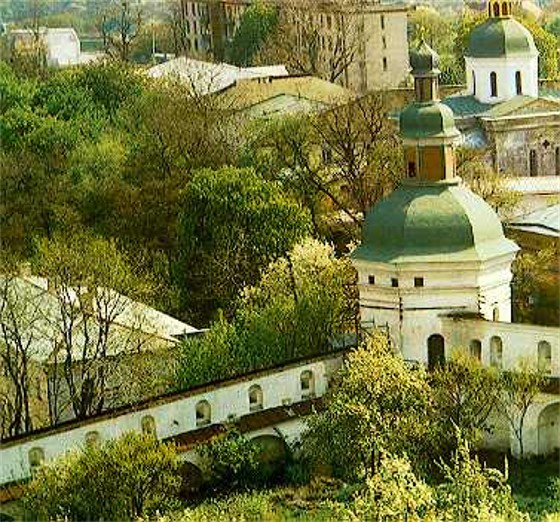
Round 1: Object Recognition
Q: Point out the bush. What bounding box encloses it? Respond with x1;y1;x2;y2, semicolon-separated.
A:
24;432;180;521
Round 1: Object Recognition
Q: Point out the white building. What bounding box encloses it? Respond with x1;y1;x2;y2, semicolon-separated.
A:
352;39;559;457
10;28;81;67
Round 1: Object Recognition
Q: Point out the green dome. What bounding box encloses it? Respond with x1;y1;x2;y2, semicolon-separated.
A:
467;18;537;58
400;102;460;140
353;182;518;264
410;41;440;76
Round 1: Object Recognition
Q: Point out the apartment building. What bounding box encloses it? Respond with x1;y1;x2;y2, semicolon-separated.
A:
178;0;410;93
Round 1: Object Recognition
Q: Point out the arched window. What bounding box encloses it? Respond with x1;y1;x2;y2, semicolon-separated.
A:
493;2;500;17
490;336;503;368
530;149;538;177
470;340;482;362
490;72;498;97
248;385;263;412
538;341;552;375
195;400;211;427
427;334;445;370
555;147;559;176
502;2;508;16
472;71;476;96
493;307;500;322
141;415;157;437
28;447;44;472
300;370;315;399
85;431;100;447
515;71;522;95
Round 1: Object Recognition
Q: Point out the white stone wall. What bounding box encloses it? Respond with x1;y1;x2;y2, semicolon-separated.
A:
354;254;515;363
0;355;341;486
465;55;539;104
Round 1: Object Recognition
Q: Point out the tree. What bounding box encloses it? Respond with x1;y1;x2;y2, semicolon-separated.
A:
303;332;431;481
226;2;278;67
457;147;521;218
24;431;180;521
436;434;526;521
99;0;143;62
176;239;357;389
256;0;362;83
0;261;49;438
197;429;261;492
176;167;311;323
511;246;557;325
500;363;546;460
33;232;152;422
430;352;501;453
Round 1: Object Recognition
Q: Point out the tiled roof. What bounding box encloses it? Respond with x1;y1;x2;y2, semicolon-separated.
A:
442;95;492;117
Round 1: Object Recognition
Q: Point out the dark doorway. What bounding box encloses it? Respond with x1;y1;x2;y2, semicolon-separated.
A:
427;334;445;370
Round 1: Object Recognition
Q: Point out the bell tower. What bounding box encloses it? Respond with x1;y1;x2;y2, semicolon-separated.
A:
488;0;513;18
401;41;461;183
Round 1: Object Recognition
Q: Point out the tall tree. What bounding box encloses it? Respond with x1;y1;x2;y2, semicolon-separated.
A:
303;332;431;481
99;0;143;62
176;167;311;324
34;233;152;421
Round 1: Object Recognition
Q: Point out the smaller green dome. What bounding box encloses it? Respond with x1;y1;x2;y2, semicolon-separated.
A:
353;183;518;265
467;18;537;58
410;41;440;76
400;102;460;140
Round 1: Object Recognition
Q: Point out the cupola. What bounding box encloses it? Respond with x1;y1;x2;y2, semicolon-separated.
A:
400;41;461;182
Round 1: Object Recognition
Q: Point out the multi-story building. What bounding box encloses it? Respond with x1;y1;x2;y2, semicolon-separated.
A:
178;0;410;93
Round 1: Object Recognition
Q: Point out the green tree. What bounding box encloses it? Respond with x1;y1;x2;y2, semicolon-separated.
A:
430;352;501;453
197;429;261;492
24;432;180;521
33;232;153;421
303;332;431;481
226;2;278;66
176;167;311;324
436;435;527;521
176;239;357;389
500;363;547;460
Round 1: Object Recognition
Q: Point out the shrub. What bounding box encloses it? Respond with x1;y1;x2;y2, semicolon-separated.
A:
24;432;180;521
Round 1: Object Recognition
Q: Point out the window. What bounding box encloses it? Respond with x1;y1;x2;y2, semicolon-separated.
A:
382;36;387;49
555;147;559;176
414;277;424;288
195;400;211;427
28;447;44;472
490;72;498;97
493;2;500;17
490;336;503;369
472;71;476;96
530;149;538;177
391;278;399;288
380;15;385;30
493;306;500;322
502;1;509;16
470;340;482;361
383;57;388;72
300;370;315;399
248;385;263;412
85;431;100;447
368;275;375;285
515;71;522;95
538;341;552;374
408;161;417;178
141;415;157;437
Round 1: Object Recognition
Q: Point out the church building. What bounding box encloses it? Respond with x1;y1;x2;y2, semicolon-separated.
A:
353;38;559;456
443;0;560;190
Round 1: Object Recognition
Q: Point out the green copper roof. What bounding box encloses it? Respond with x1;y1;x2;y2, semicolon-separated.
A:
410;40;440;76
443;95;493;118
400;102;460;140
353;183;518;265
467;18;537;58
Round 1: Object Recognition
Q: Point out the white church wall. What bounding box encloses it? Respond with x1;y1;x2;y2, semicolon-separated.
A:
0;355;342;486
466;55;539;104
